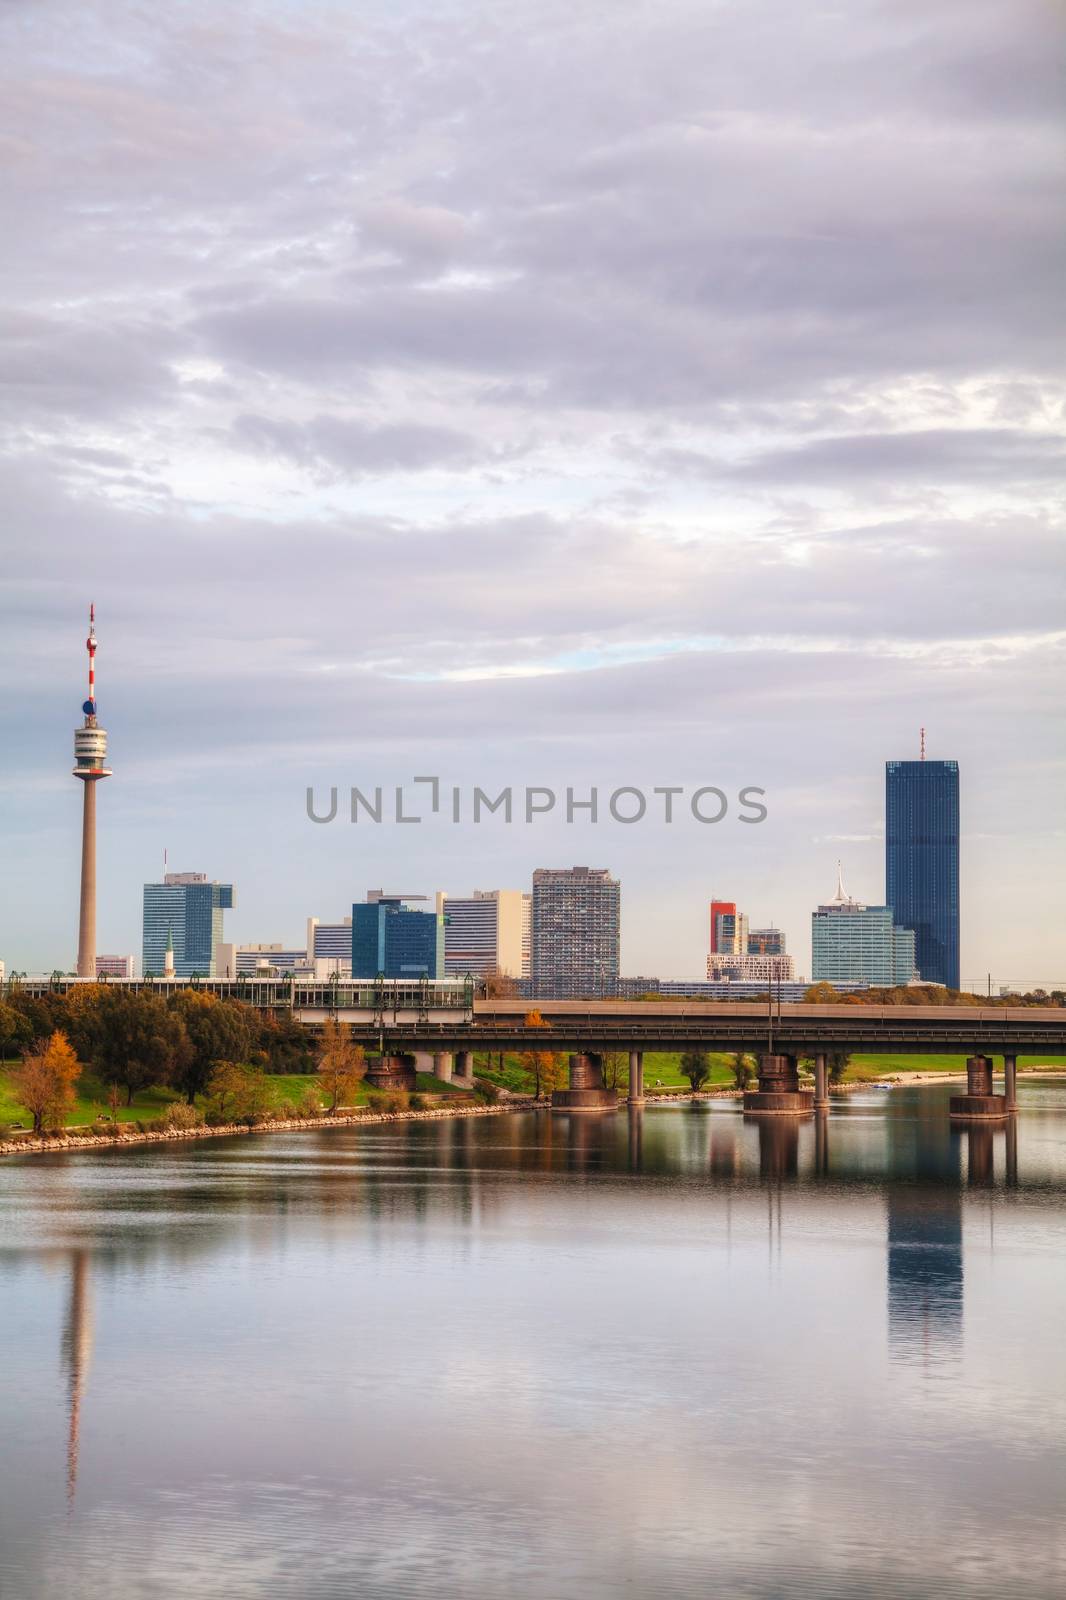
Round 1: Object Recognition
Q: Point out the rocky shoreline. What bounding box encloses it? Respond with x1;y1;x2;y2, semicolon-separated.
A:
0;1098;538;1159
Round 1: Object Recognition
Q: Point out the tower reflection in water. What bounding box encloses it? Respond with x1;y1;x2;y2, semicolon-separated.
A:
61;1250;92;1506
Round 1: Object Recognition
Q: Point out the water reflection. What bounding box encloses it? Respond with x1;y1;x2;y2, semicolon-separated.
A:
885;1097;963;1354
61;1250;92;1507
1;1084;1064;1600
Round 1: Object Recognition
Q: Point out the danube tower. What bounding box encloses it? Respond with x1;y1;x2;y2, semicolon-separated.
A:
73;606;112;977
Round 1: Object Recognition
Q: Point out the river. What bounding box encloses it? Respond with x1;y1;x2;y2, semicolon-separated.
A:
1;1080;1064;1599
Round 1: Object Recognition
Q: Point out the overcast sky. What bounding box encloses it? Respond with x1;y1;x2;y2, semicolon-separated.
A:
2;0;1064;983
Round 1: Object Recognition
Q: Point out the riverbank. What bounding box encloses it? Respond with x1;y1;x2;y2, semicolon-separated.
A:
0;1098;536;1160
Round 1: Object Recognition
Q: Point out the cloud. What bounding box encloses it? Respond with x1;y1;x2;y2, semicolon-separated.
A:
0;0;1063;975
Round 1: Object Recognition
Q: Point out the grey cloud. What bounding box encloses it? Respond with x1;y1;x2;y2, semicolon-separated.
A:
661;429;1066;487
226;413;483;477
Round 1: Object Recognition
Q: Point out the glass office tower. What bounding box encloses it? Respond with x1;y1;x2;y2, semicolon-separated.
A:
885;759;960;990
351;898;445;978
142;873;234;977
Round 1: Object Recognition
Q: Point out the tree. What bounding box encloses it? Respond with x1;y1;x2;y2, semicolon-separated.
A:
601;1051;629;1093
520;1010;562;1099
0;1001;31;1065
205;1061;274;1122
12;1030;81;1133
315;1018;366;1113
730;1051;755;1089
482;966;518;999
167;991;256;1103
66;988;180;1104
679;1050;711;1094
827;1051;851;1084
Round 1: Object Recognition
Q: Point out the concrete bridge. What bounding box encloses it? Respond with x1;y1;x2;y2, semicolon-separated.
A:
11;977;1064;1118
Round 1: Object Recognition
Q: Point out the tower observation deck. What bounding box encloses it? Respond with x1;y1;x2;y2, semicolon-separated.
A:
74;605;111;977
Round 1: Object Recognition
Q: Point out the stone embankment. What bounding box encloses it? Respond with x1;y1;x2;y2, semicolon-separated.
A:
0;1099;537;1160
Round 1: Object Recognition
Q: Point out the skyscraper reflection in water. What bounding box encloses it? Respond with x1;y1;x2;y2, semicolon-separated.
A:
885;1093;963;1355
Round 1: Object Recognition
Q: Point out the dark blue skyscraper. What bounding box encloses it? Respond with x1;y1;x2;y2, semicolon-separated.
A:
351;895;444;979
885;758;960;990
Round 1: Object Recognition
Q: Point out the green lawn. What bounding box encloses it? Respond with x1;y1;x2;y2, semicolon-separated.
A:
474;1048;1066;1096
0;1064;467;1130
5;1048;1064;1130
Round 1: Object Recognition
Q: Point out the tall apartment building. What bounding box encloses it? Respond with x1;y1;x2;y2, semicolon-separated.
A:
747;928;786;957
886;756;960;990
351;894;444;979
531;867;620;998
811;868;916;987
142;872;234;978
441;890;531;978
709;900;748;955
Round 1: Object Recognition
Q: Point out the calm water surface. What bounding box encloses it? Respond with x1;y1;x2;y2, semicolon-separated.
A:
1;1081;1065;1600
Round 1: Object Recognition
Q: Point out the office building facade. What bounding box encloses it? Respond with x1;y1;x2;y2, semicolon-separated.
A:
142;873;234;978
305;917;353;977
886;758;960;990
95;954;136;979
532;867;620;998
235;944;307;976
706;952;795;983
747;928;786;957
441;890;531;978
351;896;444;979
709;900;748;955
811;872;916;987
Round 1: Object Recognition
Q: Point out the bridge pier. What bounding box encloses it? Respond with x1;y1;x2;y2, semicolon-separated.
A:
627;1050;644;1105
743;1053;813;1116
813;1052;829;1110
453;1050;474;1089
1003;1053;1018;1112
365;1053;417;1092
434;1051;453;1083
552;1052;619;1112
949;1055;1008;1119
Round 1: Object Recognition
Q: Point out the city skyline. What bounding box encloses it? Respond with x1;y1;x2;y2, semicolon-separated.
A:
4;627;1065;985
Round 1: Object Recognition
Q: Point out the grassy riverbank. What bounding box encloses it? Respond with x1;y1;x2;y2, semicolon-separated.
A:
0;1064;464;1130
473;1050;1066;1094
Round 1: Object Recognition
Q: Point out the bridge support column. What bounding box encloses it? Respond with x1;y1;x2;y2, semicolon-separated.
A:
743;1054;813;1116
628;1050;644;1105
434;1051;454;1083
552;1052;619;1112
950;1055;1008;1119
1003;1053;1018;1112
453;1050;474;1088
365;1053;417;1092
813;1052;829;1110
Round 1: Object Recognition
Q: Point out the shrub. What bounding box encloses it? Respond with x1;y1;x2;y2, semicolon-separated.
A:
297;1086;325;1119
382;1090;409;1114
163;1101;206;1132
409;1093;426;1111
478;1082;501;1105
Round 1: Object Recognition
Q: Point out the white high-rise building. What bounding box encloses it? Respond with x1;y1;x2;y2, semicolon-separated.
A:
306;917;353;978
441;890;530;979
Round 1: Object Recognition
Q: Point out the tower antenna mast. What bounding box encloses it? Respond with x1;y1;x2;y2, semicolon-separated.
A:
74;605;112;977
